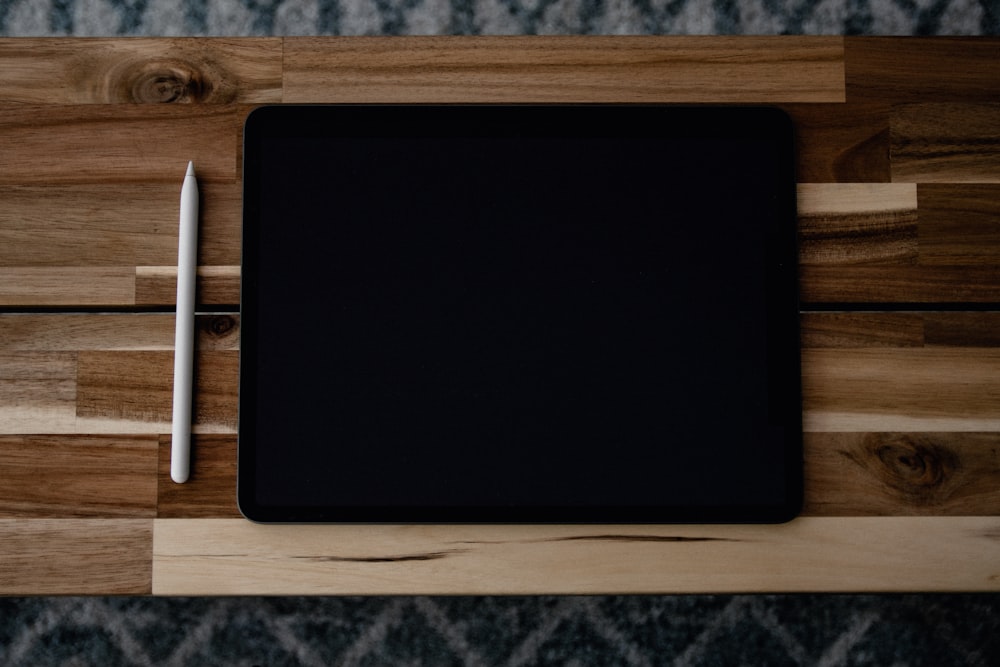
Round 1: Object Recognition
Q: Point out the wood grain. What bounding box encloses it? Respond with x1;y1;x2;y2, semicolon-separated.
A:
797;183;917;264
804;432;1000;516
846;37;1000;104
781;103;890;183
0;314;239;434
0;435;158;517
157;435;240;518
918;184;1000;265
283;36;846;103
1;37;999;595
802;347;1000;432
151;517;1000;595
0;104;238;184
891;103;1000;183
76;350;238;434
0;38;282;104
0;519;152;594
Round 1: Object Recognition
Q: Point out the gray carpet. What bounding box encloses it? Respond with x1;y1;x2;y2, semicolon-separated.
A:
3;1;1000;665
0;0;997;35
3;595;999;665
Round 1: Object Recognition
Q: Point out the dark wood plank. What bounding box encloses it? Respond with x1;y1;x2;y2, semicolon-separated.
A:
800;265;1000;303
891;103;1000;183
782;103;890;183
0;38;282;104
918;184;1000;265
804;432;1000;516
800;313;924;348
924;313;1000;347
0;519;152;594
158;434;240;518
0;435;158;517
846;37;1000;104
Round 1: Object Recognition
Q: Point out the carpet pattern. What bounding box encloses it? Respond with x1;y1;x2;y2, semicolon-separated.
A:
3;595;999;665
0;0;996;36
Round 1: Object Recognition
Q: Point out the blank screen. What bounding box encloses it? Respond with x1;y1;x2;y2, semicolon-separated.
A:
238;105;801;523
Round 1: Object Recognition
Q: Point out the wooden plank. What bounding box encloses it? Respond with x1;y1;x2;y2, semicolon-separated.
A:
846;37;1000;104
0;315;238;434
781;103;890;183
0;104;238;184
283;36;846;103
924;313;1000;347
800;312;1000;349
800;265;1000;304
157;434;241;518
800;313;924;348
918;184;1000;265
0;352;77;435
0;519;152;595
134;265;241;307
802;347;1000;432
804;432;1000;516
150;517;1000;594
0;38;282;104
75;349;238;434
0;267;135;307
797;183;918;265
0;181;241;268
891;104;1000;183
0;435;158;518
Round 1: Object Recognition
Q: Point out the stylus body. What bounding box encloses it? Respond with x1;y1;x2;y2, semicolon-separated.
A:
171;161;198;484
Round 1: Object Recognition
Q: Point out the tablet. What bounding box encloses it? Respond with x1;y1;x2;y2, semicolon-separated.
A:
238;105;801;523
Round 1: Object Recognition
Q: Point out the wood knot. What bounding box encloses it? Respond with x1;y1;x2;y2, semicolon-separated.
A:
124;60;211;103
204;315;237;338
844;434;960;505
197;315;239;349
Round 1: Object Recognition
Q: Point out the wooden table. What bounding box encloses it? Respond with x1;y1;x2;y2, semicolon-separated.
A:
1;37;998;596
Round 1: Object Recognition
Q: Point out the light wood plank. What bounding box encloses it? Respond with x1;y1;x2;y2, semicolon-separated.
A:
891;103;1000;183
283;36;846;103
0;104;238;184
804;432;1000;516
0;519;152;594
798;183;918;265
0;38;282;104
802;347;1000;432
0;435;158;518
151;517;1000;594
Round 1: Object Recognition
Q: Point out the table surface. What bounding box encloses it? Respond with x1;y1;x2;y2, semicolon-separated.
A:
1;36;998;596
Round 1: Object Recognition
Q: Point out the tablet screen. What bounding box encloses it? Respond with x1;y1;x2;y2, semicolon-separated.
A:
238;105;801;523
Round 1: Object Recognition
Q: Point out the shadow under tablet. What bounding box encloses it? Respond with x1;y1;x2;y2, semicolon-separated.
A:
238;105;802;523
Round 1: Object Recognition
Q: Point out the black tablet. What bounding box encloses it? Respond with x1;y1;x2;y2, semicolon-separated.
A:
238;105;801;523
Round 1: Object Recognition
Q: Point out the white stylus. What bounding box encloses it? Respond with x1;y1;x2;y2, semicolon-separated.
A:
171;161;198;483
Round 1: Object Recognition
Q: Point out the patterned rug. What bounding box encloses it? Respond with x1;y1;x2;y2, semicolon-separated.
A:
3;595;999;665
0;0;996;36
